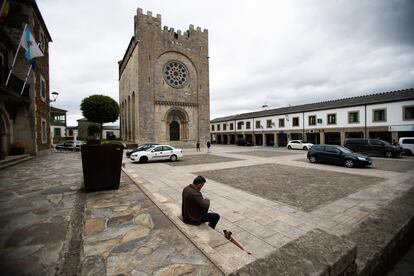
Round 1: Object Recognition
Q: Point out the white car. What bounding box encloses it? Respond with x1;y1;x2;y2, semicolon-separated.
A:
399;137;414;156
287;140;313;150
130;144;183;163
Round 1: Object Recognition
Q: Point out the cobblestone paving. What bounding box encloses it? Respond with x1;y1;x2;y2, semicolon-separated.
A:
82;172;221;276
196;163;382;212
0;153;83;275
295;157;414;172
166;154;241;167
232;150;304;157
370;158;414;172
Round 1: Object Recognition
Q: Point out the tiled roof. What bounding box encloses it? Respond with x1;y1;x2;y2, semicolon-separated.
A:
211;88;414;123
50;106;67;113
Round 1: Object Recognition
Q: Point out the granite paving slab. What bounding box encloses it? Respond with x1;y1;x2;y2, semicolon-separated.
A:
82;172;222;276
232;150;304;158
0;153;83;275
166;154;242;167
196;163;383;212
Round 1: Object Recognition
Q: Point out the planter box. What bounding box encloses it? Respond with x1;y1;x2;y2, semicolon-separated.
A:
81;144;124;192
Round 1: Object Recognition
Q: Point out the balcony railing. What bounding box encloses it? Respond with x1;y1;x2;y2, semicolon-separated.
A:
0;66;30;97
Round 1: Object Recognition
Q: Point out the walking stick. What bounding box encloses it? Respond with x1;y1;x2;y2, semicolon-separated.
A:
223;230;251;255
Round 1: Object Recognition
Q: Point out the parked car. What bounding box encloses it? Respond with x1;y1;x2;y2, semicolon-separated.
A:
344;138;403;158
287;140;313;150
307;144;372;168
130;144;183;163
399;137;414;156
126;143;159;157
236;139;253;146
56;140;85;151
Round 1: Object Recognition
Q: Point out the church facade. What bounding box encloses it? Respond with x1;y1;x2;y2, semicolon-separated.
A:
118;8;210;147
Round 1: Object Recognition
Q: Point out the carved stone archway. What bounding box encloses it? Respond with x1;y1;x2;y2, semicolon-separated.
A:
164;107;189;141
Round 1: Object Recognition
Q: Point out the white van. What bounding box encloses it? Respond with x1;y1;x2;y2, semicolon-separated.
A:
399;137;414;156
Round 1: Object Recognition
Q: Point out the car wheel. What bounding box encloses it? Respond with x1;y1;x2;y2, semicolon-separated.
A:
345;159;354;168
303;146;308;150
170;154;177;162
139;156;148;163
404;149;412;156
309;156;317;163
385;151;393;158
287;145;292;149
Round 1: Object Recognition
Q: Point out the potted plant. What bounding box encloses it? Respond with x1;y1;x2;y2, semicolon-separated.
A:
80;95;123;192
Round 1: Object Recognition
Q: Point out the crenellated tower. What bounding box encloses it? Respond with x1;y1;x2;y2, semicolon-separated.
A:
119;8;210;147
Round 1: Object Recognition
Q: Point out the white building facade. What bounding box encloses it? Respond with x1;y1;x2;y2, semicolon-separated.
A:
210;89;414;146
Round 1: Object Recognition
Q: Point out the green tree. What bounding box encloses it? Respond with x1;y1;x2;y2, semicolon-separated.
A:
80;95;119;143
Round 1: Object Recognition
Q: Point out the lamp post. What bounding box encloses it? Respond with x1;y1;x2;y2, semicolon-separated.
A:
50;91;59;102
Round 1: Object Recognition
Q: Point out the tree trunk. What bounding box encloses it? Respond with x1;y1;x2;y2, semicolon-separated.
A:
99;122;103;144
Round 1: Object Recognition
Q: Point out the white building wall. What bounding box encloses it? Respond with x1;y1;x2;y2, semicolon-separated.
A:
211;99;414;137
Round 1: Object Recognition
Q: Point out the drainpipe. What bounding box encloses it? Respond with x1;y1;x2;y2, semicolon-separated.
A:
252;118;255;146
364;105;367;138
302;111;305;140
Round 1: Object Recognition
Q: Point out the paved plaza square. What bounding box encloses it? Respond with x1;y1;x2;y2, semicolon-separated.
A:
1;145;413;275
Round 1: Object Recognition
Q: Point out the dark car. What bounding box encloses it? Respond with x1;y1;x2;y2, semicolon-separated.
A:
307;144;372;168
55;141;75;151
126;143;159;157
344;138;403;158
236;139;253;146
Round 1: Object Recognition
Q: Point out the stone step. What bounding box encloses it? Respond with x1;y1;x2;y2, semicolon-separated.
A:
0;154;34;170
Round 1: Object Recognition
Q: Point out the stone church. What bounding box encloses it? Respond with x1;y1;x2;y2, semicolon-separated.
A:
118;8;210;147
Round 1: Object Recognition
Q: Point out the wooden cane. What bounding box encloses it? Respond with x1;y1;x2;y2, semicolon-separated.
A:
223;230;252;255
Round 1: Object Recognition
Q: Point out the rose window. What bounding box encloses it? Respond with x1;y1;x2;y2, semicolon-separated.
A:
163;61;188;88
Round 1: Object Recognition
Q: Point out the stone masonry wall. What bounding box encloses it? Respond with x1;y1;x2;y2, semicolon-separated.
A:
119;8;210;145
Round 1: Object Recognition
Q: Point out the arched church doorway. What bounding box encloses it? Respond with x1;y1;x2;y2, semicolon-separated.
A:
164;107;189;142
170;121;180;141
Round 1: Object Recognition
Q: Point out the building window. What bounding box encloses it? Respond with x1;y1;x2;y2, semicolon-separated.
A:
309;115;316;126
246;121;251;129
403;105;414;120
217;124;220;131
212;125;215;131
223;123;227;131
256;121;261;128
68;129;74;136
327;113;336;125
266;120;272;128
41;118;47;144
54;128;61;137
278;118;285;127
237;122;244;129
373;109;386;122
40;77;46;101
229;123;233;130
348;111;359;123
292;117;299;127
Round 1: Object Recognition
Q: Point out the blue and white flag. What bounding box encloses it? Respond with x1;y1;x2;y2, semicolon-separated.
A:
20;28;43;60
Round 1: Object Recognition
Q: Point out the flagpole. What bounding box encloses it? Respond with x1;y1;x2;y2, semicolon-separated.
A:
5;23;27;86
20;63;32;95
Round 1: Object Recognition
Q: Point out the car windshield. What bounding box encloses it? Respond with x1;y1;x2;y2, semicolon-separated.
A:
337;146;353;154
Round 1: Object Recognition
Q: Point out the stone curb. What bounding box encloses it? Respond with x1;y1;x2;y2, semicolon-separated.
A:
0;156;34;170
122;167;228;275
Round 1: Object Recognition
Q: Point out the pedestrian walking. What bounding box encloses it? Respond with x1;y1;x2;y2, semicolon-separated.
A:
207;141;211;153
196;141;201;152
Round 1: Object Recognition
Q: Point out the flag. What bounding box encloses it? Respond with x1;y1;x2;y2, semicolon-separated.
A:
20;28;43;61
0;0;10;23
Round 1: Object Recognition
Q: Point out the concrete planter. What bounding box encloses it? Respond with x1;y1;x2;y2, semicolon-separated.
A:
81;144;124;192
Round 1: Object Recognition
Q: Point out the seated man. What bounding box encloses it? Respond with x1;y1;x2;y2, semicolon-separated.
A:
182;175;220;229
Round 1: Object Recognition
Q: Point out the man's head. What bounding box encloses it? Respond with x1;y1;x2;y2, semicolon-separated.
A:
193;175;206;190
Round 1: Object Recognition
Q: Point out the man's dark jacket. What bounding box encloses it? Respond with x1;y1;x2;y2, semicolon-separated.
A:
182;184;210;225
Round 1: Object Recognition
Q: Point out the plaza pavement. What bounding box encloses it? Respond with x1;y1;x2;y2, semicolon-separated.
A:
0;152;221;275
123;145;414;274
0;145;413;275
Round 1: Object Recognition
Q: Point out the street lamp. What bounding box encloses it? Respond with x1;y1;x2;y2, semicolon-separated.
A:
50;91;59;102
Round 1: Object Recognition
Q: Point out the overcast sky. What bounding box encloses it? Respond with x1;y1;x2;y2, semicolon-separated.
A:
37;0;414;126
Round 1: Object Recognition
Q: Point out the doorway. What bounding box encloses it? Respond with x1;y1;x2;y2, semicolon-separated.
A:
170;121;180;141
